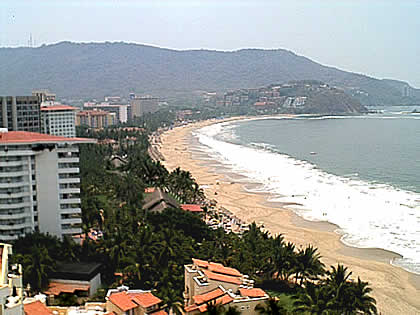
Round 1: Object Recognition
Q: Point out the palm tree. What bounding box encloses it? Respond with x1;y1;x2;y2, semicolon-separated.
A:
24;246;56;291
294;245;325;286
350;278;377;315
255;298;288;315
292;283;332;314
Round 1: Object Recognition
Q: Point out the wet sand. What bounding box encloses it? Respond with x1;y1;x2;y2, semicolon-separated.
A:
160;119;420;314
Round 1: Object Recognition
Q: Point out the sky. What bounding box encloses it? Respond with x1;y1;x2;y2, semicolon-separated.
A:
1;0;419;87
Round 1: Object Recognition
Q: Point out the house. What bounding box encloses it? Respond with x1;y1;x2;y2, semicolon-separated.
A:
44;262;102;299
184;259;269;314
105;286;167;315
142;188;178;213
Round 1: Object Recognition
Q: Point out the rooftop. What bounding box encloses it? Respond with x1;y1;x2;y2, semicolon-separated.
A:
24;300;53;315
239;288;267;298
181;204;204;212
0;131;96;145
41;105;77;111
203;270;242;285
108;291;162;311
77;110;110;116
44;282;90;296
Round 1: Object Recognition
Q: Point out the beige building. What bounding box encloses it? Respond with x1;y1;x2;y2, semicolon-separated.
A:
0;243;24;315
105;287;167;315
129;96;158;120
41;105;77;138
184;259;269;314
76;110;117;128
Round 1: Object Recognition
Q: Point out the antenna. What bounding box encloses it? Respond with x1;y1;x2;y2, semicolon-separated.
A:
30;33;33;47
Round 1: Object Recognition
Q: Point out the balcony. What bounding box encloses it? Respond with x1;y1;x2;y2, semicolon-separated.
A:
58;177;80;184
0;222;32;230
0;170;28;177
61;217;82;225
58;157;79;163
0;191;30;199
58;167;79;174
60;207;82;215
0;212;29;220
61;227;82;235
0;202;31;210
0;160;26;167
60;198;81;204
59;188;80;195
0;182;28;189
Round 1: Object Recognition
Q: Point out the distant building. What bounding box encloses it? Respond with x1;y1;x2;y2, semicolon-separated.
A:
41;105;77;138
32;90;56;104
130;96;159;119
83;103;129;123
0;130;95;241
142;188;179;213
184;259;269;314
106;286;166;315
1;96;41;132
76;110;117;128
0;243;24;315
104;96;121;103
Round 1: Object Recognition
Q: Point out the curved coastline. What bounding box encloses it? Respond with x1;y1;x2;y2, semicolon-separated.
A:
160;117;420;314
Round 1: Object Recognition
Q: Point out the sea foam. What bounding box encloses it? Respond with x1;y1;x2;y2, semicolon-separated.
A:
194;121;420;275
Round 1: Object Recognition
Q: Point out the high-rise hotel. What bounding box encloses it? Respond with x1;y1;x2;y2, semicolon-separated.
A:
0;130;95;241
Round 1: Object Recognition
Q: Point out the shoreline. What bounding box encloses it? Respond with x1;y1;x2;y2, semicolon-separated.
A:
160;118;420;314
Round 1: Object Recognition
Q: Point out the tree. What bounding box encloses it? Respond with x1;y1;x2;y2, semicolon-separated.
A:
23;246;56;291
292;283;332;314
255;298;288;315
294;245;325;286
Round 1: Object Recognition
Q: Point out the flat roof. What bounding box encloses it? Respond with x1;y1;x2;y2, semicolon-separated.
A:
41;105;77;111
0;131;96;145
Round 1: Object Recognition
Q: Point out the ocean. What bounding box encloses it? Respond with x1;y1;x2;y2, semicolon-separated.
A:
193;107;420;274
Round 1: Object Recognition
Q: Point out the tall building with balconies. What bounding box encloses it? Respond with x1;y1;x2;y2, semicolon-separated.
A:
0;130;95;241
129;96;159;120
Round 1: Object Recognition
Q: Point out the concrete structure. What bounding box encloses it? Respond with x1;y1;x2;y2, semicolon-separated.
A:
32;90;56;104
0;243;24;315
76;110;117;128
106;286;166;315
130;96;158;120
45;262;102;299
41;105;77;138
83;103;129;123
0;130;95;241
184;259;269;314
0;96;41;132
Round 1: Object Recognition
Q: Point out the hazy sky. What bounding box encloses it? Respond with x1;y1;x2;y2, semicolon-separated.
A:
1;0;419;87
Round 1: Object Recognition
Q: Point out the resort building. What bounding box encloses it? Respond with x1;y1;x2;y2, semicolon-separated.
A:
41;105;77;138
83;103;129;123
32;90;56;104
184;259;269;314
1;96;41;132
0;243;24;315
129;96;159;120
76;110;117;128
106;286;167;315
0;130;95;241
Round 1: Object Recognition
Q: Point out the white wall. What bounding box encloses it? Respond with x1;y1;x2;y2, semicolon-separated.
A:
36;148;61;237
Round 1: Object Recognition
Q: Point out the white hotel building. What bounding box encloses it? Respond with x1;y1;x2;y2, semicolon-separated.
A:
41;105;77;138
0;130;95;241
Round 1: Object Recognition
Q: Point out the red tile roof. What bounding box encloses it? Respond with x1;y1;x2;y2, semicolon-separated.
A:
43;282;90;296
145;187;156;193
254;102;267;106
192;258;209;268
0;131;95;144
203;270;242;285
150;310;168;315
108;292;138;311
239;288;267;298
132;292;162;308
41;105;76;111
193;288;225;305
208;262;242;277
181;204;204;212
109;291;162;311
196;295;234;313
24;301;53;315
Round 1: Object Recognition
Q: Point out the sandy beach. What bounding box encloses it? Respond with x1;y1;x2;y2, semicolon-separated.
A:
160;118;420;314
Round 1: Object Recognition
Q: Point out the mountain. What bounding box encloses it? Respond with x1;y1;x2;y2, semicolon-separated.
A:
0;41;418;105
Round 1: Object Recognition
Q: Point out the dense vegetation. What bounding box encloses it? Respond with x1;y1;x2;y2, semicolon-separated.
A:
12;113;377;314
1;41;419;105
